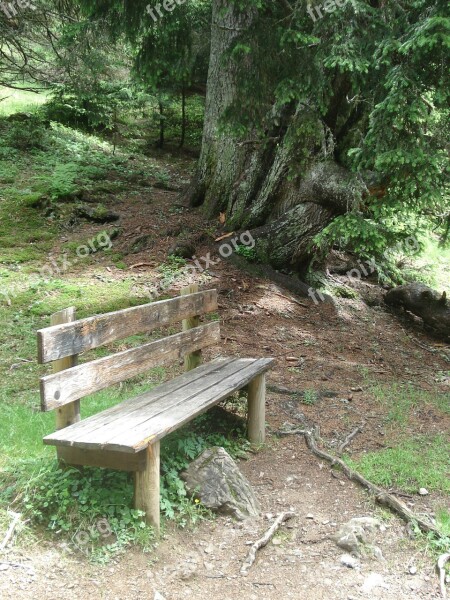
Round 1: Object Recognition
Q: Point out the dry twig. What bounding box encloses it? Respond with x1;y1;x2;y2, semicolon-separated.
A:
0;512;21;552
338;423;365;455
240;512;296;576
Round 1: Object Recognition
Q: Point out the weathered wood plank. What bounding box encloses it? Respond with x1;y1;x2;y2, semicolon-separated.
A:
45;358;274;453
45;358;255;448
134;442;160;532
50;308;81;431
57;446;147;471
247;373;266;445
181;284;202;371
99;358;274;452
43;358;237;445
40;322;221;411
38;290;218;364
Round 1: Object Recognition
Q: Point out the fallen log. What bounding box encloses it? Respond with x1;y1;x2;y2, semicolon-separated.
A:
240;511;296;576
385;282;450;340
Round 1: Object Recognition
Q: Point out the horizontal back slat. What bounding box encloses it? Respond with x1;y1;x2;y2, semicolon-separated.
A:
40;322;221;411
37;290;218;364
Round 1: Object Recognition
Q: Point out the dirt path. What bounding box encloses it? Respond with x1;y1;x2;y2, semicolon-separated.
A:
0;442;443;599
1;159;449;599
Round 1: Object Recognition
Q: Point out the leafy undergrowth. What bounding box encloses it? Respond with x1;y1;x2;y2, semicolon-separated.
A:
0;408;249;563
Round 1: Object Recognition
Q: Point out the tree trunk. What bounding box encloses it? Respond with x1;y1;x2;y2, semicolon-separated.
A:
157;100;164;149
186;0;362;272
180;85;186;148
186;0;258;211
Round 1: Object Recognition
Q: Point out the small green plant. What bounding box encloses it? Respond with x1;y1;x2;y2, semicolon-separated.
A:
154;171;171;189
158;255;187;281
414;508;450;559
302;388;319;405
333;285;359;299
235;244;257;261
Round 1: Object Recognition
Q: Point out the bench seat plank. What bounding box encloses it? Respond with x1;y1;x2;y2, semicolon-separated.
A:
44;357;274;454
45;358;236;444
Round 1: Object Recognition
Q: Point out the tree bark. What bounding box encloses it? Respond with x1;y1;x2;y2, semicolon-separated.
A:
180;85;186;148
185;1;363;272
157;100;164;149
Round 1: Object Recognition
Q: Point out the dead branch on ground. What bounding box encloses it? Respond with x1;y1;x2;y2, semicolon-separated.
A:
240;512;296;576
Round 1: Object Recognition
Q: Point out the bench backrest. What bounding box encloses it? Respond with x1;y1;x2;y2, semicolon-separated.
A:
38;289;219;413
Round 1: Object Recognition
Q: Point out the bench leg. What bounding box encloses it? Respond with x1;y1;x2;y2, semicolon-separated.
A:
247;373;266;445
134;441;160;534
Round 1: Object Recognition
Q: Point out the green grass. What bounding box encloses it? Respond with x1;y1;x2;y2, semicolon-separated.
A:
0;86;50;116
402;233;450;293
436;508;450;537
346;435;450;494
369;381;450;426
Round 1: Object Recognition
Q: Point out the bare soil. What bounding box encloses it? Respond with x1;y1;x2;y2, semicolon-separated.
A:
1;154;449;599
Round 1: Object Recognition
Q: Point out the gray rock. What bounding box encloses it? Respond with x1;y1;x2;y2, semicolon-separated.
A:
370;545;385;561
130;234;153;253
76;204;120;224
168;242;195;259
181;447;260;520
340;553;360;569
331;517;382;557
361;573;389;593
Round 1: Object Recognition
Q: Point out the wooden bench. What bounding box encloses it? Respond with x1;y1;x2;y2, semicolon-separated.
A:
37;286;274;532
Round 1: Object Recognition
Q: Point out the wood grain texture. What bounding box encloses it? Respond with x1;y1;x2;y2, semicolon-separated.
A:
247;373;266;445
45;358;253;448
40;322;221;411
134;442;160;532
37;290;218;364
181;284;202;371
50;308;81;430
44;357;274;453
44;358;235;445
57;446;147;471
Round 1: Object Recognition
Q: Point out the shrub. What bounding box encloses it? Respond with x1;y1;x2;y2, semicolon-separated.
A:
1;113;48;150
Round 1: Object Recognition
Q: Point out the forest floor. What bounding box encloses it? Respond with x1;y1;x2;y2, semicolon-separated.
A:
0;136;449;599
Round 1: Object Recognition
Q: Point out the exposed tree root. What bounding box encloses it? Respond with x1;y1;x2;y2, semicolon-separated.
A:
277;426;440;537
338;423;365;455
